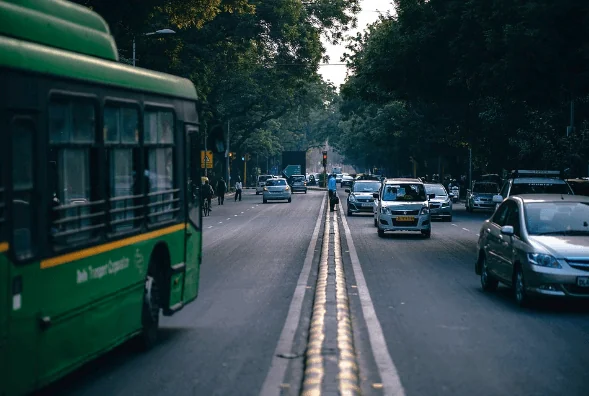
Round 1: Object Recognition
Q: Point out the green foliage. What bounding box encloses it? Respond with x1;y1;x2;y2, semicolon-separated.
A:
336;0;589;177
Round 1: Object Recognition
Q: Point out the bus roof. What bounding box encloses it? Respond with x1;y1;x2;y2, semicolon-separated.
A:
0;0;197;101
1;35;197;100
0;0;118;61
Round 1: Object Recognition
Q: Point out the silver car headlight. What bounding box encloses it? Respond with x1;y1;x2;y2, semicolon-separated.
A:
381;206;391;215
349;195;356;202
442;201;450;207
527;253;562;269
420;207;430;215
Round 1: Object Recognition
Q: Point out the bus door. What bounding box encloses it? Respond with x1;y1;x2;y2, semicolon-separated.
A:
182;125;201;303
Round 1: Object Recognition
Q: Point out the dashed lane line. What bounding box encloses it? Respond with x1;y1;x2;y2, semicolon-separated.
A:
259;194;326;396
340;209;407;396
462;228;470;232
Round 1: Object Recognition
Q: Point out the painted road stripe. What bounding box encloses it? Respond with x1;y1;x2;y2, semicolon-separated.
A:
462;228;470;232
333;211;361;395
340;212;407;396
260;193;326;396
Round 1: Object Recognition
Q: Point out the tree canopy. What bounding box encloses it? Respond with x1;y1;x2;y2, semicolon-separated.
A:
334;0;589;178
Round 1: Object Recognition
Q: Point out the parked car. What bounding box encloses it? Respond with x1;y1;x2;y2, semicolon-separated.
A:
289;174;307;193
466;181;499;212
374;178;433;238
262;178;292;203
256;174;274;195
336;173;343;184
345;180;381;216
424;184;452;221
476;194;589;306
341;174;354;187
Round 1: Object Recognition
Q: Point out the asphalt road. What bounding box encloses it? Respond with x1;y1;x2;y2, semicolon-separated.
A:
39;189;324;396
37;187;589;396
340;188;589;396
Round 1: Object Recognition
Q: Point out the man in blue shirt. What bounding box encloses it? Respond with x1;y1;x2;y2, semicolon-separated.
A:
328;173;338;212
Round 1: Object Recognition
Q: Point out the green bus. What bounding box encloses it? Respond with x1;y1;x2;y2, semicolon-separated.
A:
0;1;203;394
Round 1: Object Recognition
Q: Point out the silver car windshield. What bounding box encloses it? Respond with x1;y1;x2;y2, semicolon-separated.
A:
382;184;426;202
425;185;447;196
473;183;499;193
525;202;589;235
353;182;380;192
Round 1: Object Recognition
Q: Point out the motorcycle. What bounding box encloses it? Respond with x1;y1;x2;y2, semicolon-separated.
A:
449;186;460;203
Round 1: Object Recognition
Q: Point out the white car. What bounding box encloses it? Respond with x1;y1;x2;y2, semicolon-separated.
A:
263;178;292;203
256;175;274;195
374;178;432;238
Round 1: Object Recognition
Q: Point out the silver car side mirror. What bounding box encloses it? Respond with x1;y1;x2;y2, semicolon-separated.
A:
492;195;503;203
500;225;514;236
373;193;379;199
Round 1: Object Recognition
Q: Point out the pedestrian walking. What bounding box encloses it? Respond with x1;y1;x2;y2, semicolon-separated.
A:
234;177;243;202
216;177;227;205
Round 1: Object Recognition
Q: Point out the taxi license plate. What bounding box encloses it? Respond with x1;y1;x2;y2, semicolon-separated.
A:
362;203;373;207
396;216;414;222
577;277;589;287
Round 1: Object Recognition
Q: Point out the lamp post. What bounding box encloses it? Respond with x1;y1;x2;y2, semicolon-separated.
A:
132;29;176;67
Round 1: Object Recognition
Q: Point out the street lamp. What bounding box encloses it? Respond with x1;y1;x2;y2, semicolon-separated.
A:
132;29;176;66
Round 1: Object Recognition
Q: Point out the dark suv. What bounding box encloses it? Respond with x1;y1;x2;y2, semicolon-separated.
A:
289;175;307;193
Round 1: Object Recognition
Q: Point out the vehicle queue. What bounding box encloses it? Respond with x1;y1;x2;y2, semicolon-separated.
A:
338;169;589;307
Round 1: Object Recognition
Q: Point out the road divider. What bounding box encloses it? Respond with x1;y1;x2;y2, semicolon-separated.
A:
301;198;360;395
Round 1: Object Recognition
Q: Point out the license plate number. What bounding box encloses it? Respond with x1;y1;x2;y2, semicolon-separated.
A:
396;216;415;222
362;203;373;207
577;277;589;287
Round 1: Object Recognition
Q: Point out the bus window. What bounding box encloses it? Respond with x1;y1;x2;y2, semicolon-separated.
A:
11;118;35;259
104;104;140;233
144;109;177;223
48;97;102;245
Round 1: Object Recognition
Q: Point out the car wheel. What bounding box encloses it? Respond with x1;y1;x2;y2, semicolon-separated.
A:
447;216;453;222
421;230;431;238
263;199;267;204
288;198;292;203
304;190;307;194
374;218;377;227
347;209;352;216
377;228;385;237
256;191;259;195
480;256;499;292
514;265;532;307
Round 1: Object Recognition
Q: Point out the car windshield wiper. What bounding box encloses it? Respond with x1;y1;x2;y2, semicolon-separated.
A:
534;231;566;236
563;230;589;236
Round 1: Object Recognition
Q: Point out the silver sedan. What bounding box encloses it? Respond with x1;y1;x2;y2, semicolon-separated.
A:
475;194;589;306
262;178;292;203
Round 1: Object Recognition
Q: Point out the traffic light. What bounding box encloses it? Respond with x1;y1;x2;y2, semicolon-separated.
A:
322;151;327;167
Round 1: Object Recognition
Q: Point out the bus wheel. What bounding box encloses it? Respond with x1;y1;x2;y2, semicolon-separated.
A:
140;270;161;350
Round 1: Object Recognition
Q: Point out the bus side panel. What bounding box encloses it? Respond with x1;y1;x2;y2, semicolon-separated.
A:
183;224;201;304
29;229;186;387
165;231;187;309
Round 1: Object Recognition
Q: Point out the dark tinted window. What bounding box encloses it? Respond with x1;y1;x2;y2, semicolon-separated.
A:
473;183;499;193
353;182;381;192
266;179;287;186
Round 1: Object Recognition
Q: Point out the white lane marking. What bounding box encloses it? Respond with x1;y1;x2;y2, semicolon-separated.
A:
207;226;213;229
234;215;238;217
451;224;458;227
241;212;244;214
218;222;223;224
340;210;406;396
462;228;470;232
260;193;326;396
476;233;480;237
227;218;231;220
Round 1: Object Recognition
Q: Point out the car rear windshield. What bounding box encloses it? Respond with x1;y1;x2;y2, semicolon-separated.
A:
525;202;589;236
473;183;499;193
291;176;305;182
382;184;426;201
353;182;380;192
266;179;286;186
425;185;447;196
511;182;572;195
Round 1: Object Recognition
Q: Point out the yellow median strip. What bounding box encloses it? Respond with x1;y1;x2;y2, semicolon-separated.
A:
333;211;361;395
301;204;330;396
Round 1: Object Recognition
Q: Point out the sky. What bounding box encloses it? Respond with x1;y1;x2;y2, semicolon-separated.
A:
318;0;395;88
